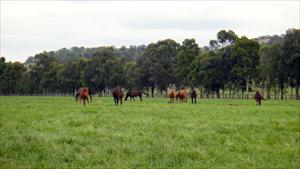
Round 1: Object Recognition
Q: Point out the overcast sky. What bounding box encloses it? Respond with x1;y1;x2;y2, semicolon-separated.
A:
1;1;299;62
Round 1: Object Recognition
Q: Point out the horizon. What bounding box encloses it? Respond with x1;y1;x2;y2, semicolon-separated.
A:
1;1;299;62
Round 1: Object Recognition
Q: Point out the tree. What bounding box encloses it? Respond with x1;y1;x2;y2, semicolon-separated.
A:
175;38;200;86
268;44;287;100
57;57;87;93
231;37;260;98
282;28;300;99
123;61;139;89
137;39;180;96
25;52;61;94
217;30;238;47
258;45;275;99
0;61;27;94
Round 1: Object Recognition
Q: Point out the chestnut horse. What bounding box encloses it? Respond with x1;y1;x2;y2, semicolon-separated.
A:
125;90;149;101
112;87;124;106
254;91;265;106
168;87;176;103
75;87;92;106
177;90;188;103
189;89;197;104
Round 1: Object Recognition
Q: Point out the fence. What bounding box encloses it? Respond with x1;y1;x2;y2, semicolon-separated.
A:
1;93;298;100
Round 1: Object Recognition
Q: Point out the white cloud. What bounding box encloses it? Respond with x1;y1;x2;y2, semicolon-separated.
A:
1;1;299;62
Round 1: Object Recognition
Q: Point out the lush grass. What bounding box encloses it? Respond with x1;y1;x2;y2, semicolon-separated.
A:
0;96;299;169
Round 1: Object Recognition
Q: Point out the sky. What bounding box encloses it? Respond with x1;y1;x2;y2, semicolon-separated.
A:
1;1;299;62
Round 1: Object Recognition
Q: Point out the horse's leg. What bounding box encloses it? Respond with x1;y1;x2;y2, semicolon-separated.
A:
133;97;135;101
139;96;142;101
195;98;196;104
120;97;123;105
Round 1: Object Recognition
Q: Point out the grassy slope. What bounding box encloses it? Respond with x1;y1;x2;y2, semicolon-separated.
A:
0;96;299;169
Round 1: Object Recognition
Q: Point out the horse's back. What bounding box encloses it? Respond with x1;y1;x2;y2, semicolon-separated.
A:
179;90;188;98
113;87;123;98
78;87;89;97
131;90;142;96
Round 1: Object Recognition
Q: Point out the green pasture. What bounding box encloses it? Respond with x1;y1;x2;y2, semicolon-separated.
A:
0;96;299;169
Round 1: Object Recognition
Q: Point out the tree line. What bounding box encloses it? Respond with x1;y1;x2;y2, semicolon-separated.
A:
0;29;299;99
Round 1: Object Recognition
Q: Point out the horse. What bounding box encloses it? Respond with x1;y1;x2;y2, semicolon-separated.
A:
75;87;92;106
177;89;188;103
254;91;265;106
112;87;124;106
168;86;176;103
125;90;149;101
189;89;197;104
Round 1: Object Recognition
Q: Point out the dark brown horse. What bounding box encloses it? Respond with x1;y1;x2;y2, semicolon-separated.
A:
125;90;149;101
254;91;265;106
112;87;124;106
189;89;197;104
75;87;92;106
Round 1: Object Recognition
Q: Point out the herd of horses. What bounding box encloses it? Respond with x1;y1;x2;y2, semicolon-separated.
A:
74;87;265;106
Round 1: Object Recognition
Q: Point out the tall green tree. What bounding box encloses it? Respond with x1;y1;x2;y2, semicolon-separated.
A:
1;61;27;94
137;39;180;96
231;37;260;97
175;38;200;86
282;28;300;99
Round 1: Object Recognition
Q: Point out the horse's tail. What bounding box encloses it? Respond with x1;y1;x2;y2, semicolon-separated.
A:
142;91;149;96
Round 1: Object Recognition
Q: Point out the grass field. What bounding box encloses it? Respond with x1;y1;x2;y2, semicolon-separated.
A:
0;96;299;169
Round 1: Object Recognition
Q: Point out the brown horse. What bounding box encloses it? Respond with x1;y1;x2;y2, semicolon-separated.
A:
168;86;176;103
189;89;197;104
112;87;124;106
125;90;149;101
254;91;265;106
177;90;188;103
75;87;92;106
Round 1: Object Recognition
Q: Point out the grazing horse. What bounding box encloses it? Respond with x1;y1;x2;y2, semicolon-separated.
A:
125;90;149;101
177;90;188;103
189;89;197;104
112;87;124;106
254;91;265;106
168;86;176;103
75;87;92;106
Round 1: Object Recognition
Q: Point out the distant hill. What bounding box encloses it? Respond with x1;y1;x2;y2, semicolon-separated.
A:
253;34;284;45
25;34;285;65
25;45;146;64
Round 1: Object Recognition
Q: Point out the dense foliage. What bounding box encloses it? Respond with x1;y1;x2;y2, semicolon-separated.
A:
0;29;299;99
